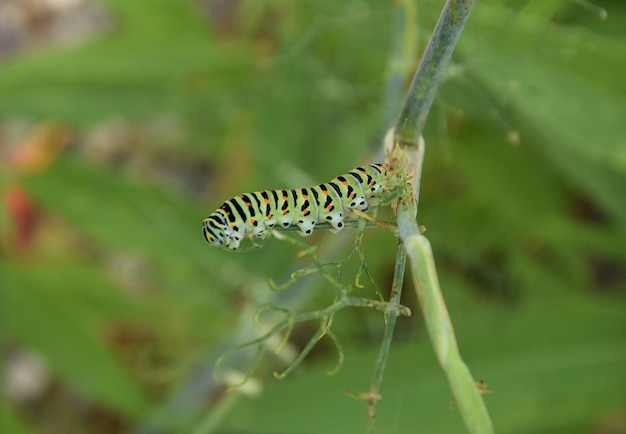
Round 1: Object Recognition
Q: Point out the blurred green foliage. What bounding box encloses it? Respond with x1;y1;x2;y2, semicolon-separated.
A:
1;0;625;433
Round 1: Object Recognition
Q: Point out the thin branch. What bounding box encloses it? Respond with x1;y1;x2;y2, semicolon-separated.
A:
366;244;407;433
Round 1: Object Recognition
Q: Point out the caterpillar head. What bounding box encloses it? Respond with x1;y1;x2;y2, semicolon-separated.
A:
202;213;227;248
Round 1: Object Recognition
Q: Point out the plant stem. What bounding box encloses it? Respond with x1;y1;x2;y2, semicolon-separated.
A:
406;234;493;433
367;245;406;433
395;0;475;144
390;0;494;432
379;0;418;133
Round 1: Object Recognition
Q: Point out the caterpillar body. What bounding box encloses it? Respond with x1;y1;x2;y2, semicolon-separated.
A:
202;163;387;250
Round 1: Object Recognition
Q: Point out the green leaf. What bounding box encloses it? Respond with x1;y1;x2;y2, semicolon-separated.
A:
3;264;150;419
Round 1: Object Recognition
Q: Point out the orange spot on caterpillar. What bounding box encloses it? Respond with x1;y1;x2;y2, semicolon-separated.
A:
282;209;288;215
342;181;349;186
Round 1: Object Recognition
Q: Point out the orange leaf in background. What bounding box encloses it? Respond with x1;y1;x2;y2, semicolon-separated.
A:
5;122;71;173
3;185;39;251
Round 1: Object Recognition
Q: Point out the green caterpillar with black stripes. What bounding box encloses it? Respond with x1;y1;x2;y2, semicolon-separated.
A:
203;163;387;250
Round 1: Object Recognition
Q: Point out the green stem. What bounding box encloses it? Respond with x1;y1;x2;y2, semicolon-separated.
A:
380;0;418;132
395;0;476;145
367;245;407;433
405;234;494;434
390;0;493;432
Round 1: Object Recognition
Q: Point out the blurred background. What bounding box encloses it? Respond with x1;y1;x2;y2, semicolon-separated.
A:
1;0;625;433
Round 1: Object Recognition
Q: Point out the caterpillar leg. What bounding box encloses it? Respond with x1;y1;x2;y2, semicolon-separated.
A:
323;212;345;233
252;225;268;238
295;218;316;236
222;226;244;250
348;196;368;211
294;187;318;236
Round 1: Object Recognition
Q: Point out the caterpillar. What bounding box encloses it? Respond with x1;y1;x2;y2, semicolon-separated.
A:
202;163;387;250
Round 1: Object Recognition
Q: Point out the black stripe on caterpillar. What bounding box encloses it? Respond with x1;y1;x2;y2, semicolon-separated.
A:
203;163;386;250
